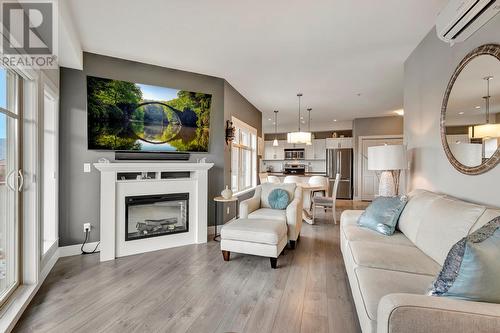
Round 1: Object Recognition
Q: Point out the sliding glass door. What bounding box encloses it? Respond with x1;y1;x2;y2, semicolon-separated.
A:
0;67;21;304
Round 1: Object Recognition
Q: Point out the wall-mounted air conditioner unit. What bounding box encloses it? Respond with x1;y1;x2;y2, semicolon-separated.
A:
436;0;500;44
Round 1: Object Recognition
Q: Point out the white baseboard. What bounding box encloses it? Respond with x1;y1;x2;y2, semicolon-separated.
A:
208;218;236;236
207;225;223;236
58;242;100;257
60;223;228;257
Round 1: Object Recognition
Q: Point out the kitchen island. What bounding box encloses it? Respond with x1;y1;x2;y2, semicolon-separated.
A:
266;172;327;179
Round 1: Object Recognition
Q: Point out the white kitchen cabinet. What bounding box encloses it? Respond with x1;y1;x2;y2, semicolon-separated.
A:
340;137;353;148
264;141;275;160
304;143;314;160
263;140;285;160
275;141;285;160
326;137;352;149
313;139;326;159
304;139;326;160
326;138;340;149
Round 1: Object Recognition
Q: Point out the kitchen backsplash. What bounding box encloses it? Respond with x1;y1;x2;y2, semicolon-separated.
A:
261;160;326;173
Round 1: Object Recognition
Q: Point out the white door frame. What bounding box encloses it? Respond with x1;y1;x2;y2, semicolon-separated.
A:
40;72;59;266
356;135;403;201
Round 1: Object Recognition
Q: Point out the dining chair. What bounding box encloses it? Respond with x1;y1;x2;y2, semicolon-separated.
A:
283;175;301;184
312;173;340;224
267;175;281;184
308;176;328;205
258;172;269;184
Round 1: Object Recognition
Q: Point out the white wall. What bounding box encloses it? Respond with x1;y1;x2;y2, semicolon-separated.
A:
404;15;500;208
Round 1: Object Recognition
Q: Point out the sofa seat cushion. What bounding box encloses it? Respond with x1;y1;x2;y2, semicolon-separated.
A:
349;241;441;276
342;225;415;247
341;210;365;227
221;218;287;245
354;267;435;320
248;208;287;222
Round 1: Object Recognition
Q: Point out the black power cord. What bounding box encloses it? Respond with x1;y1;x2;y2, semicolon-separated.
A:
81;229;100;255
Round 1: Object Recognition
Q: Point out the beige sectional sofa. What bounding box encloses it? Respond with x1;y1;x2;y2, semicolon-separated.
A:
340;189;500;333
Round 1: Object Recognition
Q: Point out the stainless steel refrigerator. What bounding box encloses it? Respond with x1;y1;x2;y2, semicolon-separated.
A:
326;148;353;199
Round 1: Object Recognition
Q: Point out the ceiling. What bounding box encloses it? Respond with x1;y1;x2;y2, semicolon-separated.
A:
66;0;447;133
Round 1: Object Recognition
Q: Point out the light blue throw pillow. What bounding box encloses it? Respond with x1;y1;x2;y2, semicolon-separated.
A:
357;196;408;235
268;189;290;210
429;216;500;303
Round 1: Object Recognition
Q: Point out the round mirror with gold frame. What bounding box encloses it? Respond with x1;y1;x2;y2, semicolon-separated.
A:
441;44;500;175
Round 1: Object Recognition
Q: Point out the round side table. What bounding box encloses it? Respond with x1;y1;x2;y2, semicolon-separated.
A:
213;196;238;242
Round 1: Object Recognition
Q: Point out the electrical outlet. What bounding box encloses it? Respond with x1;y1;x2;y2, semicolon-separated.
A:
83;223;91;232
226;207;230;215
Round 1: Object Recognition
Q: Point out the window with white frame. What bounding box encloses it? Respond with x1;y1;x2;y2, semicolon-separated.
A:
231;117;257;193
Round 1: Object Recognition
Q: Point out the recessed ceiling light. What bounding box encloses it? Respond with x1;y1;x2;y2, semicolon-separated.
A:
268;118;272;121
458;111;465;115
300;116;304;119
333;119;337;122
475;106;481;109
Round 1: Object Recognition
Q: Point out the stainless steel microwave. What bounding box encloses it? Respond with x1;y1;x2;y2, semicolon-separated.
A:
284;149;305;160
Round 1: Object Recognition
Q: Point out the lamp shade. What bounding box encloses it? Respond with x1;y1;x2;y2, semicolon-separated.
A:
469;123;500;139
287;131;312;145
367;145;407;171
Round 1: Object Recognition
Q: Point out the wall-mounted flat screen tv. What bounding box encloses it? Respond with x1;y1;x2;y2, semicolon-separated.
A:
87;76;211;152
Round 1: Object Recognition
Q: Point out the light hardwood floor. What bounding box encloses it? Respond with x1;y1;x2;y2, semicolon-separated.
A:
14;200;368;333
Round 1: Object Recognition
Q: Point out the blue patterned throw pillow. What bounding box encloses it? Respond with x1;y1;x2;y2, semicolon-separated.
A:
268;188;290;210
358;196;408;235
429;216;500;303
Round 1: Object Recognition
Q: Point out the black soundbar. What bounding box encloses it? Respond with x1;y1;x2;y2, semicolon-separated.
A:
115;151;190;161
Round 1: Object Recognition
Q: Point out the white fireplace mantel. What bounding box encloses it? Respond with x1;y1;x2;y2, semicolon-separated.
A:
94;162;215;172
94;162;214;261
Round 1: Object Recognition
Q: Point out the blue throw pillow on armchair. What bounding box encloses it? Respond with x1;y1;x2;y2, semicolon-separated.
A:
268;188;290;210
358;195;408;235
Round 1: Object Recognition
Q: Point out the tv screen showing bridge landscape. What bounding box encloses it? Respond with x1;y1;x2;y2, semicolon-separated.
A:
87;76;211;152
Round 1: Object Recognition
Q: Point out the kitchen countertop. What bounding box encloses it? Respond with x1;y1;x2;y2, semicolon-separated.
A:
267;172;328;177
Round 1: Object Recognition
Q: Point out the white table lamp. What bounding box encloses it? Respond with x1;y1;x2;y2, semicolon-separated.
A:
367;145;407;196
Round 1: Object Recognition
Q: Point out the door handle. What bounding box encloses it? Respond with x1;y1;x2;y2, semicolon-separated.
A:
18;169;24;192
6;170;16;191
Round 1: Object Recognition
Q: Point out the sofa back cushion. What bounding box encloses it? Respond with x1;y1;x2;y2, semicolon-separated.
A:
260;183;296;209
398;190;446;243
414;196;486;265
470;208;500;232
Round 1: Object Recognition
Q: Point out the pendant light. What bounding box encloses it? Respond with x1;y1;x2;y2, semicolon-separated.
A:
469;76;500;139
287;93;312;145
273;110;279;146
306;108;312;145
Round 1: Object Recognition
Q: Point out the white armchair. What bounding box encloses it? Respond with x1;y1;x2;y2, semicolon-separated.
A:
239;183;303;248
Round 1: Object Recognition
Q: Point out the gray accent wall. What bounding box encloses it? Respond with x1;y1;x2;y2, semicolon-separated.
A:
404;15;500;207
352;116;404;198
222;81;262;222
59;53;261;246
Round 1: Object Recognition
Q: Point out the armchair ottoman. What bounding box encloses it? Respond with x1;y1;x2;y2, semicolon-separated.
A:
220;218;287;268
